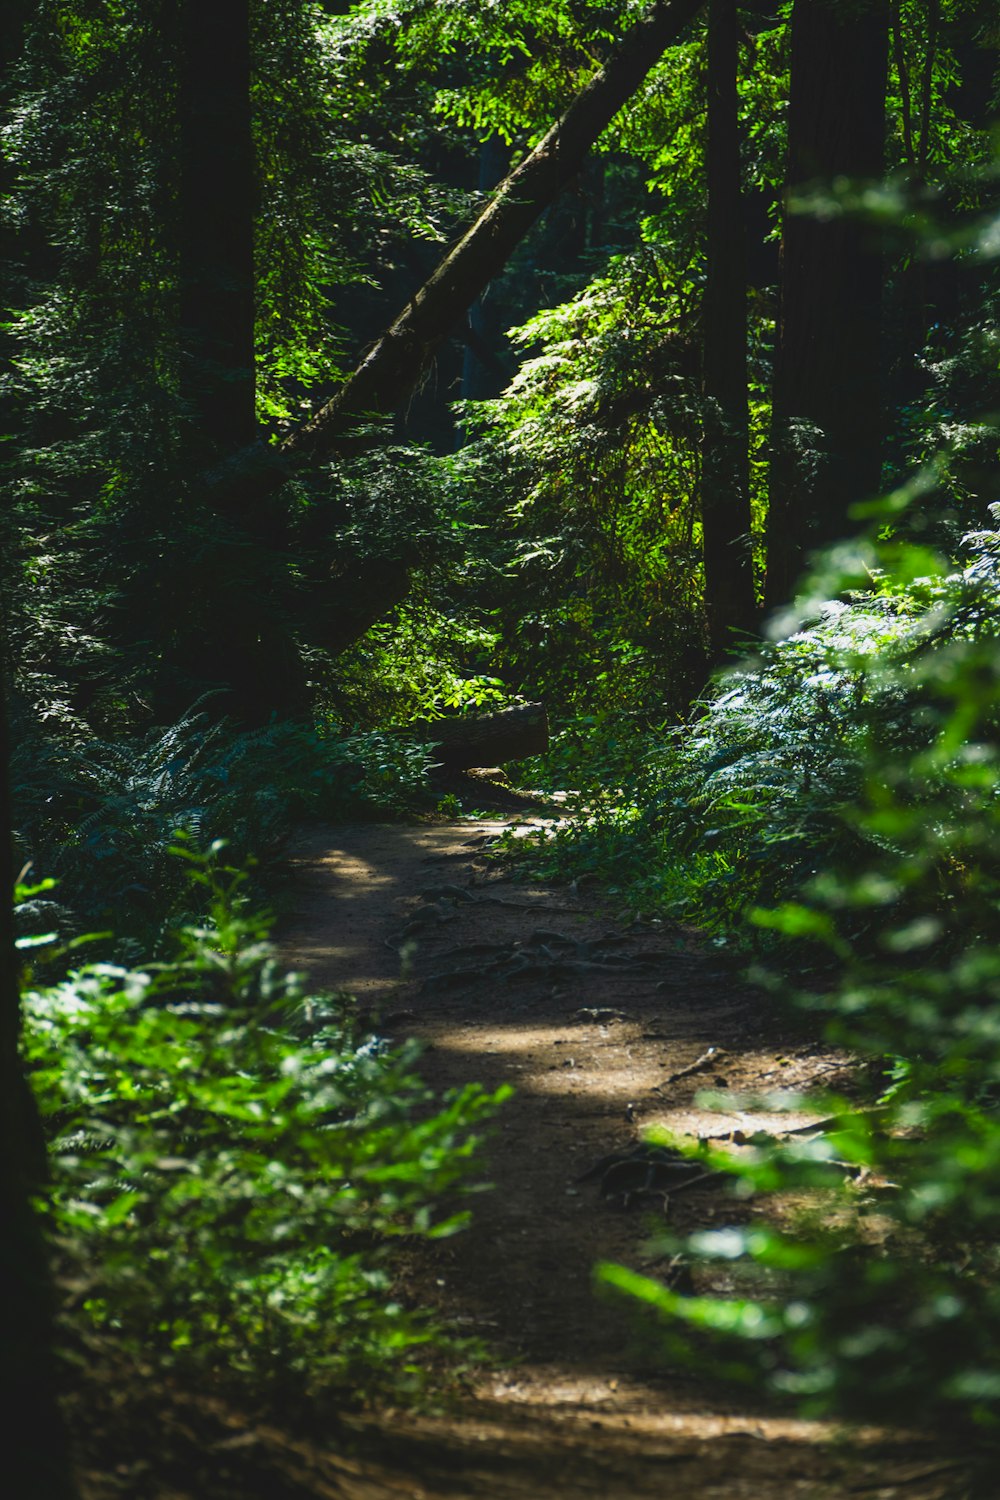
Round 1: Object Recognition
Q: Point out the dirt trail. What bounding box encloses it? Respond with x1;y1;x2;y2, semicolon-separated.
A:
269;810;960;1500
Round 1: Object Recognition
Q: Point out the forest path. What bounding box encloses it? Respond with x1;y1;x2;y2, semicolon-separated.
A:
264;808;957;1500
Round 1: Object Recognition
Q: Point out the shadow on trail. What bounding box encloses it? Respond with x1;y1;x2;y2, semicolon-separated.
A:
276;817;959;1500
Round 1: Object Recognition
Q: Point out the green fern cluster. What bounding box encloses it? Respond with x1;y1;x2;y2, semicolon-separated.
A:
604;501;1000;1448
24;846;507;1405
12;706;437;952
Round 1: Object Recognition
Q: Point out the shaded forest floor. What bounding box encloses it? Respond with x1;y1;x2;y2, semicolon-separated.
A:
71;791;969;1498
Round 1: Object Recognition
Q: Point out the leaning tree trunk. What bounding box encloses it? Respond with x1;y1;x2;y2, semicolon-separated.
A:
764;0;889;610
205;0;706;517
169;0;704;712
701;0;756;657
284;0;704;462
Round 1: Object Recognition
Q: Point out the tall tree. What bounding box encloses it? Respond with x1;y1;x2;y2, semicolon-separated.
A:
0;665;77;1499
701;0;755;654
764;0;889;609
175;0;257;457
151;0;309;724
1;16;79;1490
5;0;709;724
190;0;707;684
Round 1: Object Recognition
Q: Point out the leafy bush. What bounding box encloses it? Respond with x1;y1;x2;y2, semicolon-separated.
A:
24;847;507;1405
600;503;1000;1451
331;601;506;727
507;499;972;937
458;251;712;718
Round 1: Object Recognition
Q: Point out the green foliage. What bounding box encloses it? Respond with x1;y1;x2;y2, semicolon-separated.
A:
12;707;437;950
890;283;1000;529
600;504;1000;1442
303;441;468;573
886;0;994;184
332;601;505;726
356;0;628;145
5;0;1000;1447
254;2;475;428
459;250;709;715
0;0;482;719
506;481;977;934
24;846;508;1404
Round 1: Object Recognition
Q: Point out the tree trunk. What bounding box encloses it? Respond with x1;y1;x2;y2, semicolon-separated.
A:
764;0;888;610
701;0;755;656
171;0;707;700
0;14;78;1489
151;0;310;725
166;0;705;712
0;672;77;1496
176;0;256;458
203;0;705;517
285;0;702;460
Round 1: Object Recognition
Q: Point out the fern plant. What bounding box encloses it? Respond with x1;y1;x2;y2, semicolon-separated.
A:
24;845;508;1404
12;705;438;951
601;502;1000;1454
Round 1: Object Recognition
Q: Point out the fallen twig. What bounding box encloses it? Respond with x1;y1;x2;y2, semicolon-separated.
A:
658;1046;728;1086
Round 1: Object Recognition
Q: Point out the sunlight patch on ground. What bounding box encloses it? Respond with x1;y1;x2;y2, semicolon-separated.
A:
458;1369;895;1445
646;1106;834;1140
431;1026;586;1054
306;850;399;888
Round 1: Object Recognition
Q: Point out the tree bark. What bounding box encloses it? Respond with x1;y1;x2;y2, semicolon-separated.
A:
410;702;549;770
0;669;77;1495
285;0;702;460
764;0;888;610
151;0;312;725
1;14;78;1491
161;0;704;715
168;0;706;707
701;0;756;656
203;0;705;517
176;0;257;457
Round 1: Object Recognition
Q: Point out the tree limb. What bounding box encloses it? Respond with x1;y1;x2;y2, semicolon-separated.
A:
206;0;704;516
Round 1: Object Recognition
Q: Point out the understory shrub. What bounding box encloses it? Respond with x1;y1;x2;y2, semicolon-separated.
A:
12;707;437;950
601;501;1000;1453
330;599;507;727
510;495;988;940
24;847;507;1405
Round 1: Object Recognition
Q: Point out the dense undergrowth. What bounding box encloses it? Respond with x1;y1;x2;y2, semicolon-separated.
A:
8;514;536;1426
24;846;507;1410
12;706;440;959
508;491;996;942
500;496;1000;1447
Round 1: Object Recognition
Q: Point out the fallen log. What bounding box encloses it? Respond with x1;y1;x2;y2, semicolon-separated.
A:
411;702;549;770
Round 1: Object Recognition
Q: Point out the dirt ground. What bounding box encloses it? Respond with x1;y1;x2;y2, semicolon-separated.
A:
272;804;969;1500
72;800;973;1499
